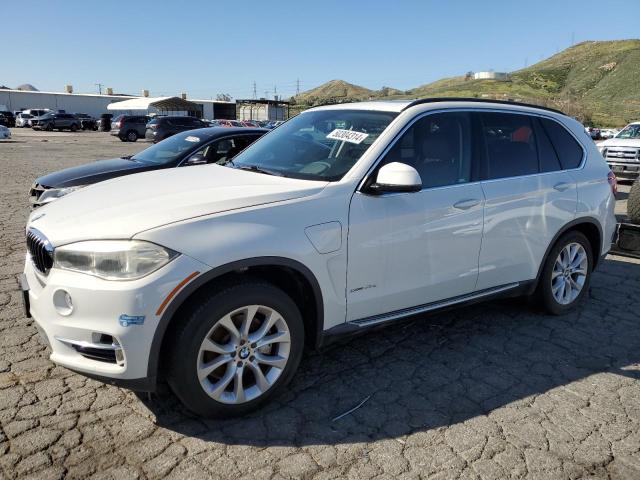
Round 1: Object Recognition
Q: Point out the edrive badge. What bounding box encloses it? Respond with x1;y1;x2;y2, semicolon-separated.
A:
119;314;145;327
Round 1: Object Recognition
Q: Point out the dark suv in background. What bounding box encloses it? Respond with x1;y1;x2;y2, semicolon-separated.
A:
31;113;81;131
0;111;16;127
110;115;150;142
145;116;209;143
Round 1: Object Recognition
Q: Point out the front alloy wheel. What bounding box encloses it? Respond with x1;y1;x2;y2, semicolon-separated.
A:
197;305;291;404
167;281;304;417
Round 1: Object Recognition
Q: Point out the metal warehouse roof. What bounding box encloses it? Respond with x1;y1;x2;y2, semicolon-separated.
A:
107;96;199;111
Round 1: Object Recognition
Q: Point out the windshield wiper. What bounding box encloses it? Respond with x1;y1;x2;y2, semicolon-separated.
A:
234;164;283;176
120;155;135;161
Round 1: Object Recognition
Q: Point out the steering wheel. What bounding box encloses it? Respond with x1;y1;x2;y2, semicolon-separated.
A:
290;135;331;153
300;161;332;174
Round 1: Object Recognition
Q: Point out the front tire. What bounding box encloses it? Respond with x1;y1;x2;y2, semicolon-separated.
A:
537;231;593;315
70;124;78;132
167;281;304;417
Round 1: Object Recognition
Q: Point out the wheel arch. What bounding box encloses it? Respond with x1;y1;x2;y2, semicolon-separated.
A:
147;256;324;384
534;217;604;287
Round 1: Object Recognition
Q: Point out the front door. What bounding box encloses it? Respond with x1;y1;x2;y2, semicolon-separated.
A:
347;111;484;321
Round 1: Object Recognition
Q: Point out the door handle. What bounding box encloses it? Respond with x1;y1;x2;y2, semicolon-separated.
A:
453;199;481;210
553;182;571;192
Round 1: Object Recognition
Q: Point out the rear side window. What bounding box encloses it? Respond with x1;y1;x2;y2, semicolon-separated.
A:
480;112;538;179
539;118;583;170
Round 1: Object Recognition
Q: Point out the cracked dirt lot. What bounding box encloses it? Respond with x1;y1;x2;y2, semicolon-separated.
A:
1;130;640;479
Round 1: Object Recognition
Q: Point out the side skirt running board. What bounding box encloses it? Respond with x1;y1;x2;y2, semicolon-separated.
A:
348;283;520;329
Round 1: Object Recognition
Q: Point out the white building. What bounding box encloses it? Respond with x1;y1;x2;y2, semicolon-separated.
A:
473;71;509;81
0;88;236;119
236;99;289;121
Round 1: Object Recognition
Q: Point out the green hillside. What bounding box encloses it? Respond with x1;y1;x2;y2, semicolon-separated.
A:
294;40;640;126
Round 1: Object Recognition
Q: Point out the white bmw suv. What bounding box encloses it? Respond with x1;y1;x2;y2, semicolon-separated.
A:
21;99;617;417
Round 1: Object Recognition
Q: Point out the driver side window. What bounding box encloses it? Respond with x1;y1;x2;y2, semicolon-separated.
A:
382;112;473;189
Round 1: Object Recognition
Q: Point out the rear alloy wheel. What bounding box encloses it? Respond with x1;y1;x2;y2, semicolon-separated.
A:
70;124;78;132
126;130;138;142
167;281;304;417
537;231;592;315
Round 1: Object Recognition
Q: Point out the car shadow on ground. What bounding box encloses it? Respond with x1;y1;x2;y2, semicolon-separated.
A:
139;257;639;447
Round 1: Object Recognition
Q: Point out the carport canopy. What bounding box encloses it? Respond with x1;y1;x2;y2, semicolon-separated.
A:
107;96;199;112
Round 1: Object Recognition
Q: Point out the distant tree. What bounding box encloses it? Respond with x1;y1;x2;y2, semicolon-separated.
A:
216;93;232;102
289;96;297;106
465;71;474;81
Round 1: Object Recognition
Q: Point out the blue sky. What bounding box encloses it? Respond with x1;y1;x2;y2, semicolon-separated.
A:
4;0;639;99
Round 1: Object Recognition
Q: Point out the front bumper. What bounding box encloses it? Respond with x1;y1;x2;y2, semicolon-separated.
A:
22;252;208;387
607;162;640;179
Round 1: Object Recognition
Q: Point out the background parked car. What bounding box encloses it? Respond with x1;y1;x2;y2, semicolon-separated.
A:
29;127;267;206
15;112;33;127
110;115;150;142
22;109;50;119
145;115;209;143
0;111;15;127
74;113;97;130
217;119;243;127
97;113;113;132
31;112;81;131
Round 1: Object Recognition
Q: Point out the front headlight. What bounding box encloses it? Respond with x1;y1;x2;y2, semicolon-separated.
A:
38;185;86;205
54;240;178;280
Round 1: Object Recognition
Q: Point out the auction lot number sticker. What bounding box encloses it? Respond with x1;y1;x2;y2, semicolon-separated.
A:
326;129;369;144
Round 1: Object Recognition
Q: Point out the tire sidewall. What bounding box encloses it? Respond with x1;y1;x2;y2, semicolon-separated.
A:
539;231;593;315
127;130;138;142
168;282;305;417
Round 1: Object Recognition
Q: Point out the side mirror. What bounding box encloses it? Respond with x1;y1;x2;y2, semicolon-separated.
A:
366;162;422;194
186;153;207;165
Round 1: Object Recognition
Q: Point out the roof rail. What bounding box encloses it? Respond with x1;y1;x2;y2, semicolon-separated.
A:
402;97;566;116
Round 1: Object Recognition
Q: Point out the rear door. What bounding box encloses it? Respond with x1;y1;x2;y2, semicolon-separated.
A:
476;111;578;290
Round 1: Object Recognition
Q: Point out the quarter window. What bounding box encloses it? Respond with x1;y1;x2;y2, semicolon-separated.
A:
539;118;583;170
382;112;473;188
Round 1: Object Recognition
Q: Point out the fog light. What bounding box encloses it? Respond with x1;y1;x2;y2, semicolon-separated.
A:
52;289;73;316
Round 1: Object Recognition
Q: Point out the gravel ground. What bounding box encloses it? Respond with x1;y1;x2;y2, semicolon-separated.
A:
1;129;640;479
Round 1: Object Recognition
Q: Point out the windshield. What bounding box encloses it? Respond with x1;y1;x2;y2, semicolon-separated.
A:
615;124;640;139
132;130;210;165
230;109;397;181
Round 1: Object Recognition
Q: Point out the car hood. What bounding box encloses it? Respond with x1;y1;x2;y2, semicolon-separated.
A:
36;158;155;188
599;138;640;148
28;164;328;246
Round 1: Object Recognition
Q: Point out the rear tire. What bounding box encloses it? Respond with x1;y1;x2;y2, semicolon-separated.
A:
628;179;640;225
126;130;138;142
70;124;78;132
536;231;593;315
166;280;304;417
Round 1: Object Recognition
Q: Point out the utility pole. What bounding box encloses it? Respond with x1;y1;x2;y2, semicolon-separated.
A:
252;81;257;99
296;78;300;95
95;83;103;95
273;85;277;100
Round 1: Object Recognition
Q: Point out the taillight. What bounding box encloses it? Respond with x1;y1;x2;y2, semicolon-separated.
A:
608;170;618;195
